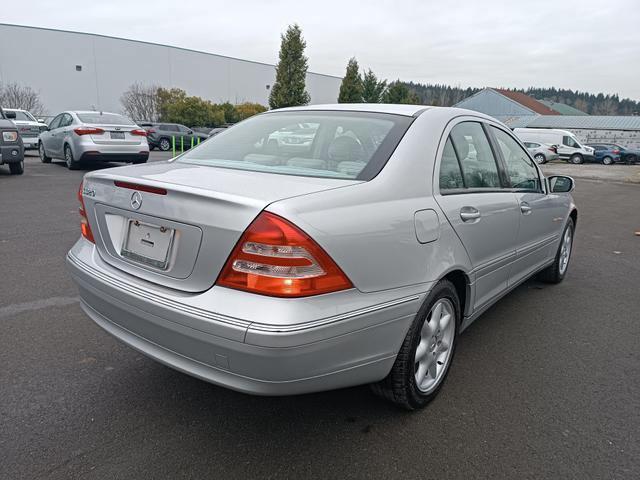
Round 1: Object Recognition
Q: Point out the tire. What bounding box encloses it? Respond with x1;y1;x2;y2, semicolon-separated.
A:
64;145;81;170
9;160;24;175
602;156;614;165
569;154;583;164
538;218;575;284
39;142;51;163
159;138;171;151
370;280;460;410
534;153;546;165
627;154;637;165
132;158;148;164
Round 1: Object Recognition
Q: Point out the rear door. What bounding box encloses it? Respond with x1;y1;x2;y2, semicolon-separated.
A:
435;120;520;312
51;113;72;157
489;125;563;284
42;114;62;156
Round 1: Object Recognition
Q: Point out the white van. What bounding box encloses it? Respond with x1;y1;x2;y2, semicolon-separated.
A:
514;128;594;164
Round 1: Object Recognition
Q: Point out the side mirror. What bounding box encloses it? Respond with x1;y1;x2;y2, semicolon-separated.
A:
548;175;574;193
5;111;16;119
188;129;194;135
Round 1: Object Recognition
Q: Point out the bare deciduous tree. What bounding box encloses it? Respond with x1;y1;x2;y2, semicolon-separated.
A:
0;82;45;115
120;83;161;122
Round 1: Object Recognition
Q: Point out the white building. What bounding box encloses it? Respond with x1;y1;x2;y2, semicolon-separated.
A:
0;23;342;116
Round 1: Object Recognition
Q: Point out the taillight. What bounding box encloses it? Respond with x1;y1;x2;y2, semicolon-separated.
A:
612;149;620;154
77;181;95;243
146;128;156;134
217;212;353;297
131;129;148;136
74;127;104;136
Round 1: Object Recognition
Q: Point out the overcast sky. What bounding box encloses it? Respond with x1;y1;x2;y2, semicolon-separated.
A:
8;0;640;99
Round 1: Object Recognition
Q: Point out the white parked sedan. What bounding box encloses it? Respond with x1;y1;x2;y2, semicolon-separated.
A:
67;104;577;409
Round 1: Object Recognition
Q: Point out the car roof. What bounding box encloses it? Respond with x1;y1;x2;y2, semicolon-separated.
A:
70;110;122;115
267;104;500;122
272;103;431;117
3;108;26;112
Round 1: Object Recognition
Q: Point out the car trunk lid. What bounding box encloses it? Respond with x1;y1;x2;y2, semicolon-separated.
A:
82;161;359;292
87;123;144;145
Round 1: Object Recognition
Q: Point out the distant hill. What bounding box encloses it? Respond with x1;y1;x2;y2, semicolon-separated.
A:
401;82;640;116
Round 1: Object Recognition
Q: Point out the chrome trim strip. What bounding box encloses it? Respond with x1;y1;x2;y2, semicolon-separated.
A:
68;252;423;335
68;252;250;328
248;295;422;333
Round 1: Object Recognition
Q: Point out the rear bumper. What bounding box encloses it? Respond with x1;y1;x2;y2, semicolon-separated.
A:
21;136;39;149
66;239;426;395
79;151;149;163
0;144;24;164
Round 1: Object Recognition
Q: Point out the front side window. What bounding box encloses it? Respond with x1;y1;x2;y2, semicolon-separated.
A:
562;135;580;148
161;124;179;132
449;122;501;188
491;127;542;192
177;111;413;180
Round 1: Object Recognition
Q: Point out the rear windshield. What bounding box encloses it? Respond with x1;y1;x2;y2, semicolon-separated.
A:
11;111;37;122
77;112;135;125
176;111;414;180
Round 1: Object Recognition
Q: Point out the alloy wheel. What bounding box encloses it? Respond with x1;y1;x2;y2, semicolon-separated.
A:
65;147;72;167
414;298;455;394
559;226;573;275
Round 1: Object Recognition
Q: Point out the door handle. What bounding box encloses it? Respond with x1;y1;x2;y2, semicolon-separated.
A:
460;206;481;222
520;202;532;215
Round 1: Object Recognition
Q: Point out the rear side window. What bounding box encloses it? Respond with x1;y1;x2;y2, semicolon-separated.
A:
491;127;542;192
449;122;501;188
60;113;74;128
48;115;62;130
177;111;413;180
439;138;464;190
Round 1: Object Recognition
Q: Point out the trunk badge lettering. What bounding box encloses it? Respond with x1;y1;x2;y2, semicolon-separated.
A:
130;191;142;210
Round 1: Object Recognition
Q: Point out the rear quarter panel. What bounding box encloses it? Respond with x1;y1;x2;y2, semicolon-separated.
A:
267;109;473;294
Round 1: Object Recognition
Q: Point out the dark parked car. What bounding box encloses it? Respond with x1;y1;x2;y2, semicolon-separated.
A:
0;107;25;175
587;143;639;164
141;123;208;151
586;144;623;165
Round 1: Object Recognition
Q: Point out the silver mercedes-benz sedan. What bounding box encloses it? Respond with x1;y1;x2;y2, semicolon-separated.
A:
39;111;149;169
67;104;577;409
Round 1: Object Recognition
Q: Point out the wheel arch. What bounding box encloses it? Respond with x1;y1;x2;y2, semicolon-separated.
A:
440;269;471;319
569;208;578;227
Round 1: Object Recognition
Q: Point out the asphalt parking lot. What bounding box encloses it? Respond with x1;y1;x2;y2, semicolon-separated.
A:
1;151;639;479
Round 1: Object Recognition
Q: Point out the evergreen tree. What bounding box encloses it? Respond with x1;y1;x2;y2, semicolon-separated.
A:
337;57;363;103
269;24;310;109
361;69;387;103
383;81;412;104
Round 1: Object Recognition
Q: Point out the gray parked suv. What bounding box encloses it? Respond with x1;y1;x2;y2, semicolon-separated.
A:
0;107;25;175
141;123;208;151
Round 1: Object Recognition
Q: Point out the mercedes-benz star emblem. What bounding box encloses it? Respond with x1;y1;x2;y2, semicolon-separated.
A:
130;191;142;210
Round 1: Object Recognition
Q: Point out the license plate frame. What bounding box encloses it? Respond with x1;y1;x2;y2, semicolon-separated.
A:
110;131;125;140
120;219;175;270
